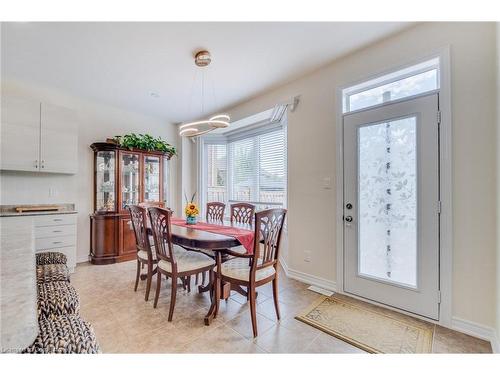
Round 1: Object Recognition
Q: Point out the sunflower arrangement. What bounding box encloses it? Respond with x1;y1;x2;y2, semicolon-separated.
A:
184;191;199;224
185;202;199;217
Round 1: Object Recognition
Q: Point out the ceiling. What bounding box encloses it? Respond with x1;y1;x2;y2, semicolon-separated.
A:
1;22;414;123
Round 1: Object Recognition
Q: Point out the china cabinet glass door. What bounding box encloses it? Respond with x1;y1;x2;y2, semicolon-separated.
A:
143;155;161;202
120;152;140;210
96;151;116;212
163;157;169;206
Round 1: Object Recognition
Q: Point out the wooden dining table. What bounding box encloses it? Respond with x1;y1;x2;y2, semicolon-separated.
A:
146;218;253;325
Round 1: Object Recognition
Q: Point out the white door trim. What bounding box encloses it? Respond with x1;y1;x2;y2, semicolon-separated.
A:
335;46;453;327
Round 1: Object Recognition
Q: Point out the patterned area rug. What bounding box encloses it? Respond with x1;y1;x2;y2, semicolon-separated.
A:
296;296;434;353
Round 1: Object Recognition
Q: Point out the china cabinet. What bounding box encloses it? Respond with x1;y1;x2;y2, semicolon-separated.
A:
90;142;172;264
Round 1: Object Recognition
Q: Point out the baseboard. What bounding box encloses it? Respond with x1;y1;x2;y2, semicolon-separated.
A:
491;332;499;354
451;317;498;352
279;257;337;292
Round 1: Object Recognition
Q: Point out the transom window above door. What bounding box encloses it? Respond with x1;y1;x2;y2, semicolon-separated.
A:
342;57;440;113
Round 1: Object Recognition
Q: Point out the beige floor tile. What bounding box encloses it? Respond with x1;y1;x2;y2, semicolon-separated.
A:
184;325;265;353
256;298;301;322
304;333;366;354
254;317;321;353
225;310;276;339
212;298;250;322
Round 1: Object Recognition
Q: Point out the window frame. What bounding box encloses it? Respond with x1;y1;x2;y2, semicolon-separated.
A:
198;113;288;219
342;57;440;114
335;47;453;328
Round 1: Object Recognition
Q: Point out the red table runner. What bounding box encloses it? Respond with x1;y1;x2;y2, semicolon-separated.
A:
171;217;255;254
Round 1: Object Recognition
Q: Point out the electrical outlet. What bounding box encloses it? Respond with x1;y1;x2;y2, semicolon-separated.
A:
304;250;311;262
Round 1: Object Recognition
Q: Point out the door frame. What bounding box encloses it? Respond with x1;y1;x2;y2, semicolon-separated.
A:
335;46;453;327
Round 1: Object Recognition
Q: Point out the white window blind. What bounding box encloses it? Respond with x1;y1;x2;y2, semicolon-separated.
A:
204;127;287;212
206;144;227;203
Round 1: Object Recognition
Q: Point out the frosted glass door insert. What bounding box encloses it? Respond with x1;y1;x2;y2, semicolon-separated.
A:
358;117;417;287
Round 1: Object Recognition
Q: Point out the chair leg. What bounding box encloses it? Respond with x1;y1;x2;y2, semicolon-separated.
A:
134;260;140;292
168;276;178;321
145;262;153;301
272;277;281;320
249;284;258;337
153;272;162;308
202;271;207;285
195;273;199;285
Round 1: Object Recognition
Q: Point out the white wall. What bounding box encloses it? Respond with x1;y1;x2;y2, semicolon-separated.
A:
216;22;497;328
496;22;500;350
0;78;179;263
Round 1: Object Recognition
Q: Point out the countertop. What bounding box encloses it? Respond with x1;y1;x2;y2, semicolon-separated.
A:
0;216;38;352
0;203;77;217
0;210;78;217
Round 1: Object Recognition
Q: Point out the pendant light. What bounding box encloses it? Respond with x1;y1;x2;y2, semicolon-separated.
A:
179;50;230;137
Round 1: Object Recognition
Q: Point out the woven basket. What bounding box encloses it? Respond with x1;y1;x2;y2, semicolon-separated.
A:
23;314;100;354
37;281;80;320
36;252;68;266
36;264;70;284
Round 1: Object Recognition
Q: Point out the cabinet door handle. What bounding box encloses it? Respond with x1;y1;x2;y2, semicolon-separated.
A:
52;230;62;233
53;219;63;222
34;160;38;169
52;241;63;244
41;160;45;169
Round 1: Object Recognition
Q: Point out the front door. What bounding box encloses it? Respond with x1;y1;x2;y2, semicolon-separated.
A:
343;93;440;320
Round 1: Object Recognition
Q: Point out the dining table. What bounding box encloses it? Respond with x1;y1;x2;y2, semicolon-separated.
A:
145;217;255;325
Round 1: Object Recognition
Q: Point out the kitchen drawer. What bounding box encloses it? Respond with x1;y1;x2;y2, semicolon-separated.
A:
34;214;76;227
36;246;76;273
35;224;76;239
35;235;76;250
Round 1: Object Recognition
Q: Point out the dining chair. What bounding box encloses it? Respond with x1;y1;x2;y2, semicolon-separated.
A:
148;207;216;321
230;202;255;225
128;205;157;301
206;201;225;222
215;208;287;337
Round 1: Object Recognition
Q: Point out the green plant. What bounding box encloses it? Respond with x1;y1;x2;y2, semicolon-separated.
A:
113;133;176;155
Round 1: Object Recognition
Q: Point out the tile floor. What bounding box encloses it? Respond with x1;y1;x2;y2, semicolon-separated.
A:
71;261;492;353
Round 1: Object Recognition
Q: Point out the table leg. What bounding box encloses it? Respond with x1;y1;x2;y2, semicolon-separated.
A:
204;252;222;325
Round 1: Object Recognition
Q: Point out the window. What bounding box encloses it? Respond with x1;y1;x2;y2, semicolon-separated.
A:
343;58;440;113
202;124;287;216
206;144;227;203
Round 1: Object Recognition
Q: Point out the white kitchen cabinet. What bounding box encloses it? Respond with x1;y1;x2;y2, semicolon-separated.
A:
0;96;41;172
34;213;77;273
0;95;78;174
40;102;78;173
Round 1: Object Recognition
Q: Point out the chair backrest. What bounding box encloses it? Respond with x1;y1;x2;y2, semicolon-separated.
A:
206;202;225;222
139;201;165;208
148;207;176;264
252;208;287;271
230;203;255;225
127;205;153;258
